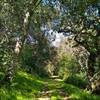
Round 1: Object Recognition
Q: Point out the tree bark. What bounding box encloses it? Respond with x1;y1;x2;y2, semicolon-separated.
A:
87;53;96;80
86;52;97;90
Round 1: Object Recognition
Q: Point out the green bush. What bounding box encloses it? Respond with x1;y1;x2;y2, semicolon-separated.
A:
65;74;87;89
21;44;58;77
58;53;79;80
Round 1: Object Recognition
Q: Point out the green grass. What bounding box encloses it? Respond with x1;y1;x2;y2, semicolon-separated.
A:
0;71;100;100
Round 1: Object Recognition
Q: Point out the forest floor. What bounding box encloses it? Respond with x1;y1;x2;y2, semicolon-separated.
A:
0;71;100;100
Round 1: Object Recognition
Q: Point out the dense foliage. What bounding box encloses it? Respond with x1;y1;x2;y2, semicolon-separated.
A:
0;0;100;99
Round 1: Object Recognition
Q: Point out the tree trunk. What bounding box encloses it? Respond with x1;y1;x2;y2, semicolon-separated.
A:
87;53;96;79
87;53;96;91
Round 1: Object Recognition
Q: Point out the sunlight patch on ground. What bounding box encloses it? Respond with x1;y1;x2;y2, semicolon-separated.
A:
37;97;50;100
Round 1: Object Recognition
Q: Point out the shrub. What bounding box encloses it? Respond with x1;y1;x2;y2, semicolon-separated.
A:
21;44;58;77
65;74;87;89
58;53;79;80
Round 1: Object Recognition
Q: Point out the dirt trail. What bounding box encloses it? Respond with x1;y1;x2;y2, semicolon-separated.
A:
36;76;72;100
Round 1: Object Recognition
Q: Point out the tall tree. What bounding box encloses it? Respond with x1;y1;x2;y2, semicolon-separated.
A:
58;0;100;92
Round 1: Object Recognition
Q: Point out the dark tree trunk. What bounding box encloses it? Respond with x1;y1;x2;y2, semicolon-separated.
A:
86;53;96;91
87;53;96;80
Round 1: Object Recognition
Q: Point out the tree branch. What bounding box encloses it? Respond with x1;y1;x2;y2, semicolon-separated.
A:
19;0;42;55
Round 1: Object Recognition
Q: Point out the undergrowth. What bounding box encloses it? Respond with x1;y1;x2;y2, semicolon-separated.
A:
0;71;100;100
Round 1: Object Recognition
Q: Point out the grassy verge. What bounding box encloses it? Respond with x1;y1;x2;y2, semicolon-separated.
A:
0;71;100;100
